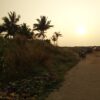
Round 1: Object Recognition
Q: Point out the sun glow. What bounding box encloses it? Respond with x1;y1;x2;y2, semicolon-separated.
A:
76;26;86;35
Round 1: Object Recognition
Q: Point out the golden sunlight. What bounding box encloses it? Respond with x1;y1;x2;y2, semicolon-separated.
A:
76;26;86;35
76;26;87;36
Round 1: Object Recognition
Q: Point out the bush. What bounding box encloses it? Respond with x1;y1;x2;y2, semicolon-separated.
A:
0;38;79;100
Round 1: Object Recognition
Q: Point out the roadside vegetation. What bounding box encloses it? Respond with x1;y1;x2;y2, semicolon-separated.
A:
0;11;93;100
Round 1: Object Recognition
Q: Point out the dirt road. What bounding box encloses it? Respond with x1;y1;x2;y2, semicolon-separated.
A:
47;52;100;100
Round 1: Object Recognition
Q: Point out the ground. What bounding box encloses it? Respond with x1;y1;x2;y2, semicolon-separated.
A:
47;51;100;100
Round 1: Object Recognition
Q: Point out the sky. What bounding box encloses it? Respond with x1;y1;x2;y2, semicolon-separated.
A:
0;0;100;46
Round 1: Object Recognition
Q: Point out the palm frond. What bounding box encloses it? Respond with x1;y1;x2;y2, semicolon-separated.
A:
36;19;40;23
2;17;10;24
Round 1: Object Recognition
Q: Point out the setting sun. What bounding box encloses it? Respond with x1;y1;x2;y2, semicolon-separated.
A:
76;26;86;35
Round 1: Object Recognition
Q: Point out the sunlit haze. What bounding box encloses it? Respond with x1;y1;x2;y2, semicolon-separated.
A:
0;0;100;46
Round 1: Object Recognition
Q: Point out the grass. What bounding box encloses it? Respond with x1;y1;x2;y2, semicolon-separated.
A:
0;37;80;100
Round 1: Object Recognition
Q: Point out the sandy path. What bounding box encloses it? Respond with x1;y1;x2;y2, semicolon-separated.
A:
47;52;100;100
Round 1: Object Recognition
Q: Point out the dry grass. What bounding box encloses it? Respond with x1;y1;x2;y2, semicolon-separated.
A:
0;38;79;100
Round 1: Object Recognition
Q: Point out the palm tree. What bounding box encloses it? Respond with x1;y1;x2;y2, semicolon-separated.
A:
18;23;33;39
33;16;53;40
52;32;62;46
0;11;20;38
51;35;57;46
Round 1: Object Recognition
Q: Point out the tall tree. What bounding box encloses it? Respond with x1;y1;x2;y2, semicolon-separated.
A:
51;32;62;46
51;35;56;45
18;23;33;39
33;16;53;40
0;11;20;38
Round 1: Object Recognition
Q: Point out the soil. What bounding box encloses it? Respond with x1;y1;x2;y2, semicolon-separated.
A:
47;51;100;100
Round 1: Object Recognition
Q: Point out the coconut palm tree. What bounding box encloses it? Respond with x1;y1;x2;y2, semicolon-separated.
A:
0;11;20;38
51;35;57;46
52;32;62;46
33;16;53;40
18;23;33;39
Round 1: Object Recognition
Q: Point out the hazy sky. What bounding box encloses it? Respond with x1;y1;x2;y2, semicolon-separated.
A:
0;0;100;46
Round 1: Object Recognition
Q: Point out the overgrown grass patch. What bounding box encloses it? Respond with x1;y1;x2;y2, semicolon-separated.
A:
0;38;79;100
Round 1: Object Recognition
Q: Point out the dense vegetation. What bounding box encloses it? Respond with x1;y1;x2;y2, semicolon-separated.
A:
0;37;79;99
0;11;93;100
